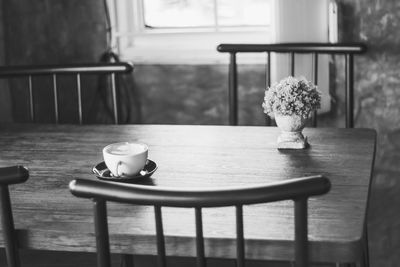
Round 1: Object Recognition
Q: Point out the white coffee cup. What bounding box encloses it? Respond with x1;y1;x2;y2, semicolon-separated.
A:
103;142;148;177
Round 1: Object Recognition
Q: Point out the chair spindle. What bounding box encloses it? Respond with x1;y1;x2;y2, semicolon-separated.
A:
236;205;245;267
266;52;271;88
345;54;354;128
52;74;59;124
294;198;308;267
312;53;319;127
94;199;111;267
229;52;238;126
110;73;119;125
28;75;34;122
265;52;272;126
290;52;295;76
195;207;206;267
154;205;166;267
76;74;83;124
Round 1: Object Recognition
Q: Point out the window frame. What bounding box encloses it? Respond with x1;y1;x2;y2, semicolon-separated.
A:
108;0;276;64
108;0;334;113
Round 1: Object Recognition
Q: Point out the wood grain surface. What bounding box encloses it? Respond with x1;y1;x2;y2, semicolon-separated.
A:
0;124;376;263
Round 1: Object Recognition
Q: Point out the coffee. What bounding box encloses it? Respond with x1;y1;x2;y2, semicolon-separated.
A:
105;143;147;156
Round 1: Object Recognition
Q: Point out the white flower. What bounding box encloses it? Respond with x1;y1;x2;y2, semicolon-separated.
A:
261;76;321;118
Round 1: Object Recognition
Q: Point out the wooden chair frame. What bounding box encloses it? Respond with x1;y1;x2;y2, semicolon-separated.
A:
217;42;367;127
0;63;133;124
70;175;330;267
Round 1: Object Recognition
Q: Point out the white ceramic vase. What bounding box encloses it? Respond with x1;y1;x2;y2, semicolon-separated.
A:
274;113;308;149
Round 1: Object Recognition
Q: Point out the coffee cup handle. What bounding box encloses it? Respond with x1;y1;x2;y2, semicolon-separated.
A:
114;161;124;177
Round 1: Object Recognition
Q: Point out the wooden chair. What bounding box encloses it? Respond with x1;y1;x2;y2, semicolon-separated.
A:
0;62;133;124
69;175;331;267
0;165;29;267
217;43;367;127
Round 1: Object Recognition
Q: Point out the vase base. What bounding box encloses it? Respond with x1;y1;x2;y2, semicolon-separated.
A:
277;132;308;150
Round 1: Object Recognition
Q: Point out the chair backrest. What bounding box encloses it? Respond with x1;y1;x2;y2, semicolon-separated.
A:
0;63;133;124
0;166;29;267
217;43;367;127
69;175;330;267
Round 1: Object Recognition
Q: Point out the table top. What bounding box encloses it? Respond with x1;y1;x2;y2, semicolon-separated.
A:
0;124;376;262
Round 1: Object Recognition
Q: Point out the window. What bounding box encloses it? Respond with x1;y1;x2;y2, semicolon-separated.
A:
107;0;274;64
108;0;334;113
142;0;271;29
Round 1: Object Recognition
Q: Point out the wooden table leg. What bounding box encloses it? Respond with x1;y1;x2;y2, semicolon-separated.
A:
120;254;134;267
362;229;370;267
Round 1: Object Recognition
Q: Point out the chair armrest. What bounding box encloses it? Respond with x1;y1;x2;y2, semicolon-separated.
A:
0;166;29;185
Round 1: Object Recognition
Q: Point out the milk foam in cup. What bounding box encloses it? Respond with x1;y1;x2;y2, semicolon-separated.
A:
103;142;148;177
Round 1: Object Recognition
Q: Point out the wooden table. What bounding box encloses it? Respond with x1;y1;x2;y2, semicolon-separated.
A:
0;124;376;264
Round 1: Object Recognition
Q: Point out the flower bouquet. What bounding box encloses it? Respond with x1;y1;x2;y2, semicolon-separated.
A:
262;76;321;149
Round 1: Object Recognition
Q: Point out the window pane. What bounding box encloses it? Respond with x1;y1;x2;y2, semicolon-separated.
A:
143;0;215;28
217;0;271;26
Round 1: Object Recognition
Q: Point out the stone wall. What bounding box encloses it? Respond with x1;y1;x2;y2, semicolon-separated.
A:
134;64;267;125
336;1;400;266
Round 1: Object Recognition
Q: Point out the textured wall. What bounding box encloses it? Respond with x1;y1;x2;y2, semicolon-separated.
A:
3;0;106;65
336;1;400;266
2;0;108;123
135;64;267;125
0;0;12;122
0;1;4;63
134;62;343;127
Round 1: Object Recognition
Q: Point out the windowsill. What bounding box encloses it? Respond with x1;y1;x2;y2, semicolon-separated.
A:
119;48;279;65
117;30;273;65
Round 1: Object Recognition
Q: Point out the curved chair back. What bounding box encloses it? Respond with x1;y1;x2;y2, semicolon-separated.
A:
0;166;29;267
0;63;133;124
217;42;367;127
70;175;330;267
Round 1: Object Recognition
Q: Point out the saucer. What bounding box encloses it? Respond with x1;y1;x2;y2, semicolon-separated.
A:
92;159;157;182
